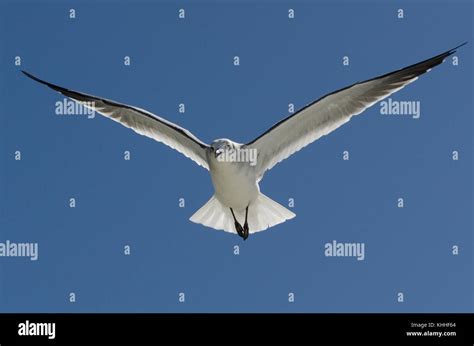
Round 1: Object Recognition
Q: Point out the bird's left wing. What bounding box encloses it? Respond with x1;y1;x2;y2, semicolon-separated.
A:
245;43;466;179
22;71;210;170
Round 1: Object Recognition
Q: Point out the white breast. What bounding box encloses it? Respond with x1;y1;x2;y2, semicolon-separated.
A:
208;157;259;211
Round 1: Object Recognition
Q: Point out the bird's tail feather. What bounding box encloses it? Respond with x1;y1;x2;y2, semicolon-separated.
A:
189;193;296;234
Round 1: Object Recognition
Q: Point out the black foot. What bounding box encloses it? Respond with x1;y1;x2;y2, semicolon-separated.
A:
243;222;249;240
235;221;245;238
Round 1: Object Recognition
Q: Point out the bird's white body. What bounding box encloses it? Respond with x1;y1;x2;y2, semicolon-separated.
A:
190;139;295;234
207;147;259;211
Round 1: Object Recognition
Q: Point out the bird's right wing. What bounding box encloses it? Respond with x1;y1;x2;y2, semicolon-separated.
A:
245;43;466;180
22;71;210;170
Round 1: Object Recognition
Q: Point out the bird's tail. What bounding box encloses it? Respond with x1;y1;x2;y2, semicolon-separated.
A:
189;193;296;234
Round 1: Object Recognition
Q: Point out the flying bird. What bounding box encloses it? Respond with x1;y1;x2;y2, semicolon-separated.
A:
23;43;466;240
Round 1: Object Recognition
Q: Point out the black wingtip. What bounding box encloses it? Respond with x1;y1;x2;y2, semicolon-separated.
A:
21;70;68;95
21;70;35;79
21;70;49;86
21;70;34;79
449;41;468;54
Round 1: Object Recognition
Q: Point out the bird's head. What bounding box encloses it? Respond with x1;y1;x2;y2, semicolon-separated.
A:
210;138;237;159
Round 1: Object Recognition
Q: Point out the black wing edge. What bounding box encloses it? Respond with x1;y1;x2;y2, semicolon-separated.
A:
21;70;209;149
245;42;468;146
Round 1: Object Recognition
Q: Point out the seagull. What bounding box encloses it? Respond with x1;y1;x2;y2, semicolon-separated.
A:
23;43;466;240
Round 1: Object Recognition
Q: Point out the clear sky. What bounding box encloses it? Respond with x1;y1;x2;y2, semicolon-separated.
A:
0;0;472;312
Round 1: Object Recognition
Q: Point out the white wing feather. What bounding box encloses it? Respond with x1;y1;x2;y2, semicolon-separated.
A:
245;44;465;179
23;71;210;170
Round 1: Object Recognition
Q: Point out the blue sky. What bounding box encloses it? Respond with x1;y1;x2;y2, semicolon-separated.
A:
0;0;472;312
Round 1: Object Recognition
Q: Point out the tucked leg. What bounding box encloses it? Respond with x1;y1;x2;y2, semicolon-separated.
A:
230;208;244;239
243;206;249;240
